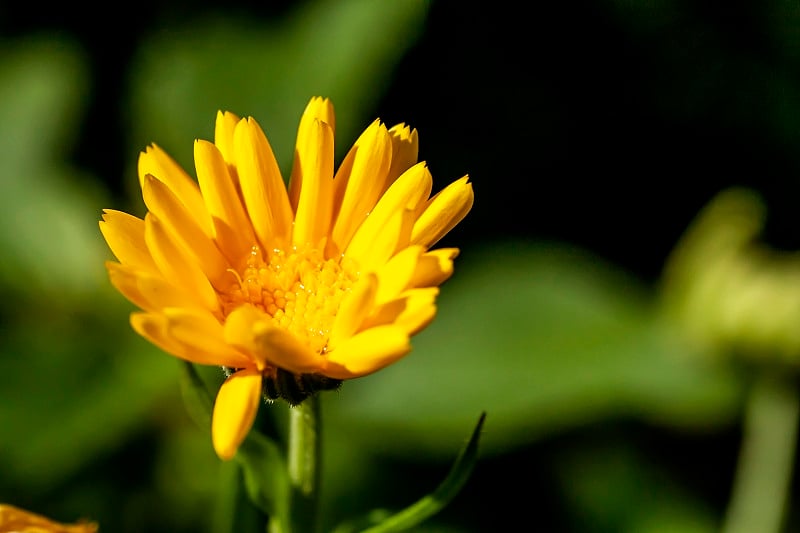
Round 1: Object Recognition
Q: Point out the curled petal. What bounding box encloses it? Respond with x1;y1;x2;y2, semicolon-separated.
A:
131;311;249;367
144;214;220;313
345;207;415;274
224;305;322;373
142;174;230;290
212;369;263;460
408;248;460;288
411;176;474;248
138;143;213;236
164;308;252;368
363;287;439;336
99;210;158;273
323;325;411;379
328;273;377;349
194;139;256;263
106;261;189;312
374;245;425;305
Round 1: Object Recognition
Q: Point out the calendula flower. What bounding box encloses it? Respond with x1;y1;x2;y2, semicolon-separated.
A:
0;504;98;533
100;97;473;460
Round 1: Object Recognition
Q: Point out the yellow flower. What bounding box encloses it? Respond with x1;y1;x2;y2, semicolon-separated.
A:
0;504;98;533
100;97;474;460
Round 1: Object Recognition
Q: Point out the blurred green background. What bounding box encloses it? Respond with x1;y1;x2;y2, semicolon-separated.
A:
2;0;800;531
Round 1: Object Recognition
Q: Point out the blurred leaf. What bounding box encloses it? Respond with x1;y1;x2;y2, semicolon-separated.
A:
0;35;200;518
235;429;290;529
659;187;800;365
153;425;224;533
127;0;429;185
326;241;745;457
0;326;180;490
331;413;486;533
0;36;111;302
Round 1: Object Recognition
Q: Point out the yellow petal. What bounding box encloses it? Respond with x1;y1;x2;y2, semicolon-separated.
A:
288;96;335;209
106;261;190;312
144;213;220;313
408;248;459;288
131;311;243;366
0;504;98;533
365;161;433;227
345;207;415;273
234;117;293;249
164;307;252;368
292;118;334;247
214;110;241;164
386;123;419;185
328;273;377;349
194;139;256;263
212;369;263;460
341;163;431;270
331;120;393;250
323;325;411;379
363;287;439;336
99;209;158;273
346;163;432;271
411;175;474;248
224;305;322;373
138;143;213;236
142;174;230;290
374;245;424;305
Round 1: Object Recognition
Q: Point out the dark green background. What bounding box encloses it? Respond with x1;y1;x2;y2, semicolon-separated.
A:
1;0;799;531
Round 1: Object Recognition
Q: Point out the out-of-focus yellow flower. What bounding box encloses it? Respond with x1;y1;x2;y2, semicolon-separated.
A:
100;96;474;460
0;504;97;533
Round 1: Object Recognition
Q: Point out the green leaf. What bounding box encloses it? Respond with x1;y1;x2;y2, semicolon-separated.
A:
236;429;291;528
0;36;112;302
331;413;486;533
326;241;745;457
0;327;181;490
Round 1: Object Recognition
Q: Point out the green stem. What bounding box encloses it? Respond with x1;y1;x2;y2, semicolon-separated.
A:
287;393;322;533
721;371;799;533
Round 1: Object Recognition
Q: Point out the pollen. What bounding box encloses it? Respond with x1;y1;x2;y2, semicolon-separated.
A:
223;245;360;354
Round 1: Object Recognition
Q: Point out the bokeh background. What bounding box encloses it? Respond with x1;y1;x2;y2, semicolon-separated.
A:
2;0;800;531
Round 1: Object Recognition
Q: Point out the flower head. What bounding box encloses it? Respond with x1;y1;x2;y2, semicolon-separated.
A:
0;504;98;533
100;97;474;460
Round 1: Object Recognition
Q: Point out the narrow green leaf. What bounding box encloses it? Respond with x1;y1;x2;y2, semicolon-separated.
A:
332;412;486;533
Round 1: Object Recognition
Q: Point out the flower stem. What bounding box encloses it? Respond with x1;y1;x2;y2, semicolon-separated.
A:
287;393;321;533
721;370;799;533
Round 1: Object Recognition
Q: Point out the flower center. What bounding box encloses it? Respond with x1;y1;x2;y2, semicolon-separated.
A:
222;245;360;355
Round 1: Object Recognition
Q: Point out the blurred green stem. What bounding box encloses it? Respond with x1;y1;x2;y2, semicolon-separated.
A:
721;370;799;533
287;393;321;533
